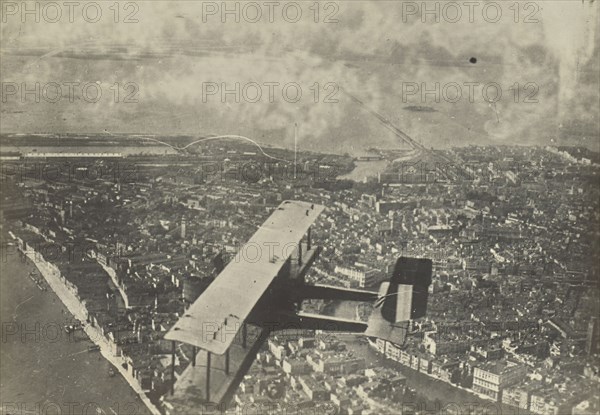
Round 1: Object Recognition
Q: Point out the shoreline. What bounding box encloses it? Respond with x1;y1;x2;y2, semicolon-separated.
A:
365;340;532;414
19;246;162;415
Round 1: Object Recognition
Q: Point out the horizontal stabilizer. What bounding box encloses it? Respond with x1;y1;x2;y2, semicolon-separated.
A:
364;257;432;345
364;315;410;345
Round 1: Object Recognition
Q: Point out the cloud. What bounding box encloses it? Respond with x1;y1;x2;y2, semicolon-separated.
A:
1;1;598;151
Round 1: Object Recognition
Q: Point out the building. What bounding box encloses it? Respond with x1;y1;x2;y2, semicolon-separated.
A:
282;358;311;375
472;360;527;401
319;356;366;376
384;341;401;361
423;332;470;355
375;200;404;214
431;359;460;383
399;349;412;367
334;265;382;288
530;388;576;415
502;381;542;411
268;339;287;361
419;356;432;374
298;376;330;401
572;395;600;415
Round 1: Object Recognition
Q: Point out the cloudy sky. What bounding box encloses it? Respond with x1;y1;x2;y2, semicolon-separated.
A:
1;0;598;153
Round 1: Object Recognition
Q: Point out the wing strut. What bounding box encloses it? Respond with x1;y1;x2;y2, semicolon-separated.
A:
206;352;211;402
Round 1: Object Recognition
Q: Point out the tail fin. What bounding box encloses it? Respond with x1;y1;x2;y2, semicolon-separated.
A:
365;257;432;344
383;257;432;321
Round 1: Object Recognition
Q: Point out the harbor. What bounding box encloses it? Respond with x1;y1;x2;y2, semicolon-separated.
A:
0;244;156;415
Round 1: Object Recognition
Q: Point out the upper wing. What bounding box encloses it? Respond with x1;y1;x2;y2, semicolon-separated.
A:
165;200;324;354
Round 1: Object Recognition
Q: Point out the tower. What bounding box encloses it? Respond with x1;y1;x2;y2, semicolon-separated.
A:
294;123;298;180
587;316;599;356
181;217;186;239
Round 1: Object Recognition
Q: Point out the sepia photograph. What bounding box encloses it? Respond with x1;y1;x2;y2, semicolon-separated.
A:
0;1;599;414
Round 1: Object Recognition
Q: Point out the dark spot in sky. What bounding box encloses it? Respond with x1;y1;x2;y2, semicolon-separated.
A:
469;57;477;64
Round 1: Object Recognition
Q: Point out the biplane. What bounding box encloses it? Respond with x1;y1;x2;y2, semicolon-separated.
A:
164;200;432;408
